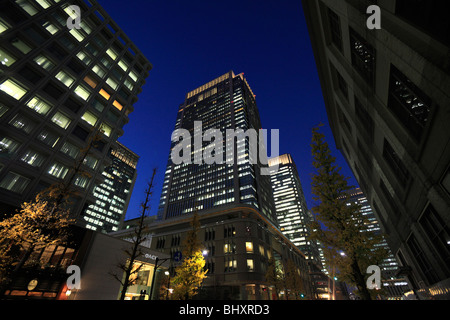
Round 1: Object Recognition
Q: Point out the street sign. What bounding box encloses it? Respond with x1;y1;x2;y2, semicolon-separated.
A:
173;251;182;262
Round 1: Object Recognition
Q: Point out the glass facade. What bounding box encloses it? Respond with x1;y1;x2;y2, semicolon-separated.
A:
0;0;151;223
157;71;276;224
269;154;321;266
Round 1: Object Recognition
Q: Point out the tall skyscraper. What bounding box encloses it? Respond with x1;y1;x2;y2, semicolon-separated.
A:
302;0;450;299
83;141;139;233
146;71;313;300
0;0;151;230
344;188;410;299
269;154;321;267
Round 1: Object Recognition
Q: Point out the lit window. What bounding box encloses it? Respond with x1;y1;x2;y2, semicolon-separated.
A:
0;48;16;67
34;54;54;71
0;19;9;35
245;242;253;253
63;4;79;20
106;48;118;60
118;60;128;71
0;171;31;194
35;0;51;9
74;174;89;188
0;103;8;118
81;111;98;126
16;0;39;16
100;123;112;137
247;259;254;272
92;64;106;78
37;128;60;147
9;114;35;133
20;149;45;167
83;155;97;169
0;137;20;154
112;100;123;111
106;78;118;90
74;85;90;101
99;88;111;100
80;21;92;34
55;71;74;87
48;162;69;179
83;75;97;88
129;71;138;82
0;79;27;100
43;21;58;35
51;112;71;129
69;28;85;42
76;51;91;65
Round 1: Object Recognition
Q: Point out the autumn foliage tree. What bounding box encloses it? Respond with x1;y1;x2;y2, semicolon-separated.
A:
0;129;102;295
309;125;388;300
171;211;207;300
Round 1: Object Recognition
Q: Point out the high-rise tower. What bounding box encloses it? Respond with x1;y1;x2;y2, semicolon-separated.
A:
0;0;151;229
269;154;321;267
146;71;313;300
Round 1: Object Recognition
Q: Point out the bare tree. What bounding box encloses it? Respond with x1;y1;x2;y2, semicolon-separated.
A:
111;168;157;300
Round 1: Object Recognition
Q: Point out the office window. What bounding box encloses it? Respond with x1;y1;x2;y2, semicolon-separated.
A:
388;65;432;140
43;21;59;35
224;258;237;272
349;28;375;85
9;114;35;134
247;259;254;272
51;112;71;129
83;155;98;169
20;149;45;167
48;162;69;179
327;8;342;51
112;100;123;111
407;234;440;285
118;60;128;72
0;137;21;154
16;0;39;16
36;0;51;9
92;64;106;78
0;103;8;118
100;123;112;137
106;48;118;60
0;19;9;35
83;75;97;89
76;51;91;65
419;204;450;271
39;95;59;115
74;85;91;101
0;79;27;100
71;125;89;141
245;241;254;253
34;54;55;71
0;48;16;67
81;111;98;126
37;128;59;147
69;28;85;42
106;78;118;90
129;71;138;82
11;38;33;54
60;141;79;159
0;171;31;194
74;174;89;188
55;71;74;88
383;139;410;185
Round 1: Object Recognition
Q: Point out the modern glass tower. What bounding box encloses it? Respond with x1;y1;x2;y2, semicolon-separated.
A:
146;71;314;300
269;154;321;267
83;141;139;233
157;71;276;224
0;0;151;228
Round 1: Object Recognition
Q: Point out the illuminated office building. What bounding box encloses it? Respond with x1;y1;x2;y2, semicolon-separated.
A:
302;0;450;299
146;71;313;299
269;154;321;267
83;141;139;233
344;188;410;299
0;0;151;229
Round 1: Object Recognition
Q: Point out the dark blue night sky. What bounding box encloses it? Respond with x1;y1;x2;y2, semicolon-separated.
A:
96;0;358;220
